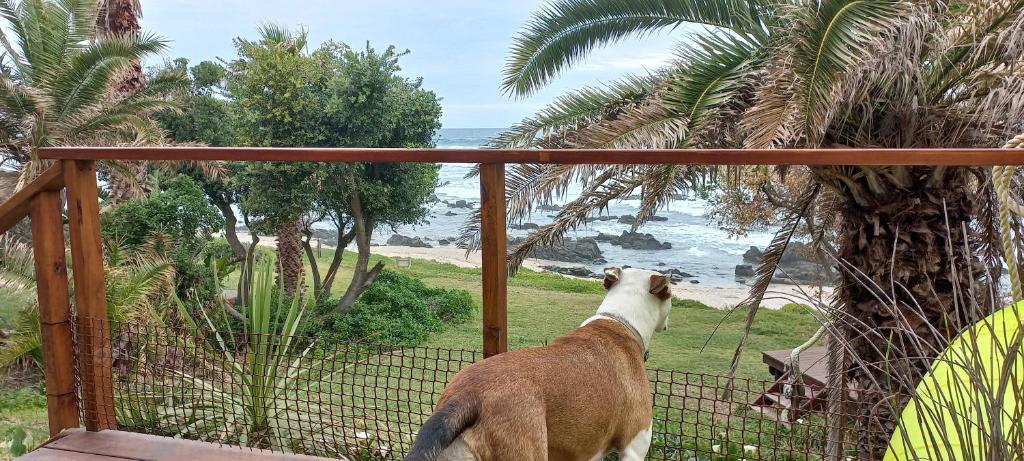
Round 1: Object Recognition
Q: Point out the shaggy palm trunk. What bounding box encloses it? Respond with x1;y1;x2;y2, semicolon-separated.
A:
97;0;144;93
276;218;304;297
830;166;985;459
97;0;148;205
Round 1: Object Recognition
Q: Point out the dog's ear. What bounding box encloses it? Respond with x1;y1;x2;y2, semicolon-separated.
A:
649;274;672;301
603;267;622;290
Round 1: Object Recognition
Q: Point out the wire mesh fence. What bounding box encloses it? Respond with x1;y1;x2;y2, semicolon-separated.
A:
71;317;893;460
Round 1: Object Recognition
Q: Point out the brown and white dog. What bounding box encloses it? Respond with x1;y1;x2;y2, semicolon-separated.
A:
404;267;673;461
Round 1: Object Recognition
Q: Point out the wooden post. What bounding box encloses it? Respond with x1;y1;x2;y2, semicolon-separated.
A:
63;160;116;431
29;190;80;436
479;163;508;358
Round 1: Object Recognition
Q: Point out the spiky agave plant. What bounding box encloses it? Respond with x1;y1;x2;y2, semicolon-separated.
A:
165;256;343;453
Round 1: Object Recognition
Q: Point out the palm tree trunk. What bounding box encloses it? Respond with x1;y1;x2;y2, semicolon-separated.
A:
96;0;144;93
276;218;304;297
96;0;148;205
830;166;986;459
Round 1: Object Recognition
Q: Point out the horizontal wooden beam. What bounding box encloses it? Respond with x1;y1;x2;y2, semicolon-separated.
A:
0;164;65;234
37;146;1024;166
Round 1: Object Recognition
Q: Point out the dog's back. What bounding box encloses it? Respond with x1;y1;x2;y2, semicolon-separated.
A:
406;320;652;461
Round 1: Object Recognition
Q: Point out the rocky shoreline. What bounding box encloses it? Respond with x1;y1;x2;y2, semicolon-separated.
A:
246;219;835;289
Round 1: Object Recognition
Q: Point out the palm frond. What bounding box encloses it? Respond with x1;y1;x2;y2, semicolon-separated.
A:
490;73;659;148
663;30;763;135
502;0;764;96
787;0;909;143
722;183;821;391
51;32;167;117
508;165;640;272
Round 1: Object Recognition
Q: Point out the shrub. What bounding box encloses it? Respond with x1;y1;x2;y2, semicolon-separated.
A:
102;174;225;304
306;270;475;346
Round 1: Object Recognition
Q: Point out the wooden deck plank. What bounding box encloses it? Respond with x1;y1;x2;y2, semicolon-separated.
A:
762;347;828;386
36;430;334;461
17;447;135;461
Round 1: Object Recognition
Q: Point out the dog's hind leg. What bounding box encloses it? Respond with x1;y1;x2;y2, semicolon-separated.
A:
471;397;548;461
618;422;653;461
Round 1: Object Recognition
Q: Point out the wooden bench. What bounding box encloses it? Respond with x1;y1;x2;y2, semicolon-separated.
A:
19;430;336;461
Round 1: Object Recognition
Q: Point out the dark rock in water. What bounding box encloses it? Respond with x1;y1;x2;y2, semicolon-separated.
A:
595;231;672;250
310;228;337;242
665;268;695;278
438;239;451;246
662;268;695;282
510;237;605;264
386;234;433;248
538;203;563;211
511;222;540;231
586;215;620;223
448;200;474;209
689;279;700;284
541;265;602;279
735;264;756;277
741;241;837;285
648;215;669;222
657;262;667;267
444;211;458;216
618;214;636;224
743;246;763;263
615;231;672;250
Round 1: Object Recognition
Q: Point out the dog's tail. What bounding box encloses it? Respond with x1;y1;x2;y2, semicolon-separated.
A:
404;394;480;461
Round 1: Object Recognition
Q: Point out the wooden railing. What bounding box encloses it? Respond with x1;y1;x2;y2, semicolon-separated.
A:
0;147;1020;438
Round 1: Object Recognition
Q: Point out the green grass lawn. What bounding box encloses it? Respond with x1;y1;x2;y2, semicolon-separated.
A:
243;246;822;380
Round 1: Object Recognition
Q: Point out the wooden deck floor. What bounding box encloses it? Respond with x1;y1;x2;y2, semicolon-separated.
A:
19;430;335;461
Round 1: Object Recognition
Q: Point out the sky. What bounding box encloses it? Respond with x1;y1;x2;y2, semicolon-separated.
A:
141;1;682;129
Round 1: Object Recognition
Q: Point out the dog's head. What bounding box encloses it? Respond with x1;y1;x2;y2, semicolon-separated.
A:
602;266;673;332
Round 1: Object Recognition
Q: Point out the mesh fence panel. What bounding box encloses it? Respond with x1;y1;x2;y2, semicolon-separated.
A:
73;317;892;460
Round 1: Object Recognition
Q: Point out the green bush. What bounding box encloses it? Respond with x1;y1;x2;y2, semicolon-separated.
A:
306;270;475;346
102;174;225;303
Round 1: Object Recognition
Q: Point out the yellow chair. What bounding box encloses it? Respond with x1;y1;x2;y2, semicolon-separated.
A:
884;301;1024;460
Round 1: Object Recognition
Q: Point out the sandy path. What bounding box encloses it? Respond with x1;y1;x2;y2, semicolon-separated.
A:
233;231;832;310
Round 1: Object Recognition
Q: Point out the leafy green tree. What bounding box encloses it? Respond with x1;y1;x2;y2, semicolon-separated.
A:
102;173;224;302
226;28;441;308
498;0;1024;455
226;25;326;296
154;58;237;147
315;43;441;310
0;0;184;181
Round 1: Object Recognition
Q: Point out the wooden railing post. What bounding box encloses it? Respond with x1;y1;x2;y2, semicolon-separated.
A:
29;190;80;436
63;159;116;431
479;163;508;358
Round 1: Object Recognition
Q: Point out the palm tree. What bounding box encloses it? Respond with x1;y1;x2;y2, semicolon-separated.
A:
497;0;1024;456
0;0;183;183
0;235;175;372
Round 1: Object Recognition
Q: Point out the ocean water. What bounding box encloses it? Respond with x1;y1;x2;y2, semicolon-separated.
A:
368;128;777;288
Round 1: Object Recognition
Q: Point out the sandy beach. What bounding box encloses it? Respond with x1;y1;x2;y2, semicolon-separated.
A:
235;231;832;310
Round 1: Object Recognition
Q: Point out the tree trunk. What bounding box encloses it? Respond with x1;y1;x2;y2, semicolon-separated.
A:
831;166;986;459
336;194;383;312
96;0;147;205
322;226;356;297
276;218;304;297
211;195;246;262
96;0;144;94
302;234;322;298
